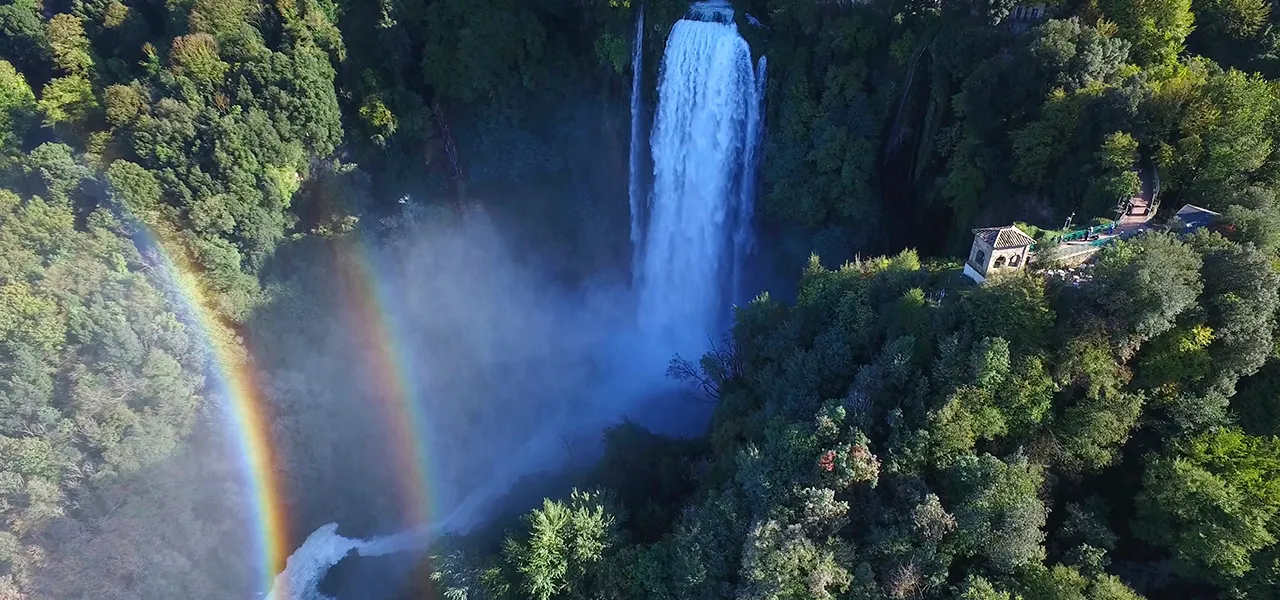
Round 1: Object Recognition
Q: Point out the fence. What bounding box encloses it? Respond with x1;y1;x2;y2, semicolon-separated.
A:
1148;158;1161;203
1056;220;1119;243
1027;163;1159;254
1029;220;1119;252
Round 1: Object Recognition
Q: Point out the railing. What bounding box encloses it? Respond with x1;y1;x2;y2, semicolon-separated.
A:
1059;220;1118;243
1149;161;1162;216
1029;220;1120;252
1149;158;1161;203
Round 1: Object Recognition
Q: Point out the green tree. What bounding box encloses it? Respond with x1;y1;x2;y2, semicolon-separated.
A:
168;33;229;90
1197;236;1280;395
1051;333;1144;474
104;160;164;226
1089;132;1142;218
0;60;35;158
46;14;93;76
1137;324;1215;395
22;142;90;203
0;196;205;589
1234;358;1280;436
502;489;624;600
0;0;50;80
737;518;852;600
1055;498;1120;576
37;74;98;128
944;454;1048;573
1195;0;1272;39
665;490;747;600
1163;65;1280;201
1222;199;1280;255
959;273;1055;351
1018;563;1145;600
1027;18;1132;92
957;575;1021;600
1099;0;1196;65
1089;232;1204;356
419;0;547;103
103;83;144;128
760;15;881;240
1134;427;1280;581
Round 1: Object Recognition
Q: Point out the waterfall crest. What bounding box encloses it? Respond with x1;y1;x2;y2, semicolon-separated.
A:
634;1;766;352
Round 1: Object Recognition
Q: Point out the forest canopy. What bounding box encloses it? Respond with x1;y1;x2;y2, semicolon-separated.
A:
0;0;1276;599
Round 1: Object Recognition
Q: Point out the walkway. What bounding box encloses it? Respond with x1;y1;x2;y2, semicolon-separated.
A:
1041;166;1159;262
1115;201;1156;238
1117;163;1158;237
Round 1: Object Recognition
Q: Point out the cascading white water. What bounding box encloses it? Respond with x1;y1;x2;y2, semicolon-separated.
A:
635;1;765;352
732;54;766;307
628;3;646;275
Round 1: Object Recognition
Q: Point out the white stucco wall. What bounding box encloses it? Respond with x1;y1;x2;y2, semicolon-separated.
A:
963;263;986;284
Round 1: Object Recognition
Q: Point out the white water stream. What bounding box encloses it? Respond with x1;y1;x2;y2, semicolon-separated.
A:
633;1;765;352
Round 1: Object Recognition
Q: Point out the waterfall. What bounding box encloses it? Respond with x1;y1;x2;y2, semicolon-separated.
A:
269;5;769;598
635;1;765;352
732;54;766;307
628;4;646;275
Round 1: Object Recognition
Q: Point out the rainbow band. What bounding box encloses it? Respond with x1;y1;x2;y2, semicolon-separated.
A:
129;217;434;597
334;238;433;526
134;231;289;597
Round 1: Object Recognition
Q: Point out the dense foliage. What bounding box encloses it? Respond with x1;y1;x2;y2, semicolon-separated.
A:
425;237;1280;600
0;0;1276;598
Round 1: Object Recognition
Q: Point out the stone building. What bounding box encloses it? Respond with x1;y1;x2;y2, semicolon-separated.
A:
1008;3;1047;33
964;225;1036;283
1009;3;1046;21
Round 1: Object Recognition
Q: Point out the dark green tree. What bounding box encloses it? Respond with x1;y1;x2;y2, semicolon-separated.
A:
1134;427;1280;581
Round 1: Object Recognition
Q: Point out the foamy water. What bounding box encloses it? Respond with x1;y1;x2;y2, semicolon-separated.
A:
636;2;764;352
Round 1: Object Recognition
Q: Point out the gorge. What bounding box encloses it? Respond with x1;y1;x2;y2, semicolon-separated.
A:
268;3;767;598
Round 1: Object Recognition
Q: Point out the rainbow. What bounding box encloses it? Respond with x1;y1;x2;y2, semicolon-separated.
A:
332;236;434;526
125;211;435;597
132;228;291;596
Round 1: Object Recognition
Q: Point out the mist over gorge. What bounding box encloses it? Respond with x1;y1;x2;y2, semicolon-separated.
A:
269;3;768;595
257;212;682;600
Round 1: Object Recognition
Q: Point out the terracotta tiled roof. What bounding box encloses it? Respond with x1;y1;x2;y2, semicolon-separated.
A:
973;226;1035;249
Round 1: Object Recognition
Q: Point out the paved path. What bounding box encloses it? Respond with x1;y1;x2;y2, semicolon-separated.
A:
1119;163;1159;235
1042;169;1159;262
